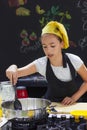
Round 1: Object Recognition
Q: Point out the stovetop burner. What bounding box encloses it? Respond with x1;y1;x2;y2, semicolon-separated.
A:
1;114;87;130
10;115;48;130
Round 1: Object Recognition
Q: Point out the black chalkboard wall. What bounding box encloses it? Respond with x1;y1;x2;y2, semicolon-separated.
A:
0;0;87;81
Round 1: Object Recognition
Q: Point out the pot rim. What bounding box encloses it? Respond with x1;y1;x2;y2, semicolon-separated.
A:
1;98;51;111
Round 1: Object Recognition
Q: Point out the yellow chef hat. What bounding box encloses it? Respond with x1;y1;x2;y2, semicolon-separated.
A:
41;21;69;49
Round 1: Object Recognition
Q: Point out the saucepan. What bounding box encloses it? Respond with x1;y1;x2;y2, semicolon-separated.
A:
1;98;51;120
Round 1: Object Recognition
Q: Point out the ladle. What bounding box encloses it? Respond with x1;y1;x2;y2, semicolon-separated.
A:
13;78;22;110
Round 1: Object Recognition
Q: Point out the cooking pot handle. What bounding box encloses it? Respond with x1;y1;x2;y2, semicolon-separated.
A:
46;105;57;113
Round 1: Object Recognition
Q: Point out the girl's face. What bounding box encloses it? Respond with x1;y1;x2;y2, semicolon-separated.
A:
41;34;64;60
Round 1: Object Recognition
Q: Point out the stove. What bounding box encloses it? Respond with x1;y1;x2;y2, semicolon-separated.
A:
1;114;87;130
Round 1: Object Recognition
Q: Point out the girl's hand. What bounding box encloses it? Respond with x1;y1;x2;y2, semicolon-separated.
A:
61;96;76;105
6;65;18;85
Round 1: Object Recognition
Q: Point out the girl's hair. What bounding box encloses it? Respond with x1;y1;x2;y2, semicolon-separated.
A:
40;33;63;43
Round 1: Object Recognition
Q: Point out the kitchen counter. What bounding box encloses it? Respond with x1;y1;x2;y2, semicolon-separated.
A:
50;102;87;114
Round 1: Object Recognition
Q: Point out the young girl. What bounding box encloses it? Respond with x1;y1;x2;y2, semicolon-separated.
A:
6;21;87;105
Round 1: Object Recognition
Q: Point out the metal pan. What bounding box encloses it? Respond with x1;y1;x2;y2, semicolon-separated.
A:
1;98;51;120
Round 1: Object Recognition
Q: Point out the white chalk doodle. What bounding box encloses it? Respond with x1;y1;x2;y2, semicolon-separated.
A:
82;16;87;31
77;0;87;31
78;36;87;49
20;41;41;53
77;0;82;8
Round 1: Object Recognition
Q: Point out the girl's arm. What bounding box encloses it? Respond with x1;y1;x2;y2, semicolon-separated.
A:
62;64;87;105
6;63;37;85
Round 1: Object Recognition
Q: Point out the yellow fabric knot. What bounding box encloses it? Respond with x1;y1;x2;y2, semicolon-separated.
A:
41;21;69;49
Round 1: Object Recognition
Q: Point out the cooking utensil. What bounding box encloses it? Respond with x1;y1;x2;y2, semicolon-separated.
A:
12;76;22;110
13;85;22;110
1;98;51;120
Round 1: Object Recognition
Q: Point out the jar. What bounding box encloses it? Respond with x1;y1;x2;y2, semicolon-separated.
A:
0;81;15;101
16;86;28;98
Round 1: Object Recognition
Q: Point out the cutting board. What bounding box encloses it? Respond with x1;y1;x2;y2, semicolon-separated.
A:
50;102;87;114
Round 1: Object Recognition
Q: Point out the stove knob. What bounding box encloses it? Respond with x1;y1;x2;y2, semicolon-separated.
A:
70;115;75;123
79;116;86;124
60;115;66;121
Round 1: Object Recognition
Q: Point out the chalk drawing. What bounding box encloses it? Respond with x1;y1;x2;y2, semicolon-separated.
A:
76;0;87;50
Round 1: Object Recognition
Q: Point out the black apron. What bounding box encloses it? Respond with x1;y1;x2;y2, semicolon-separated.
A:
44;52;82;102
